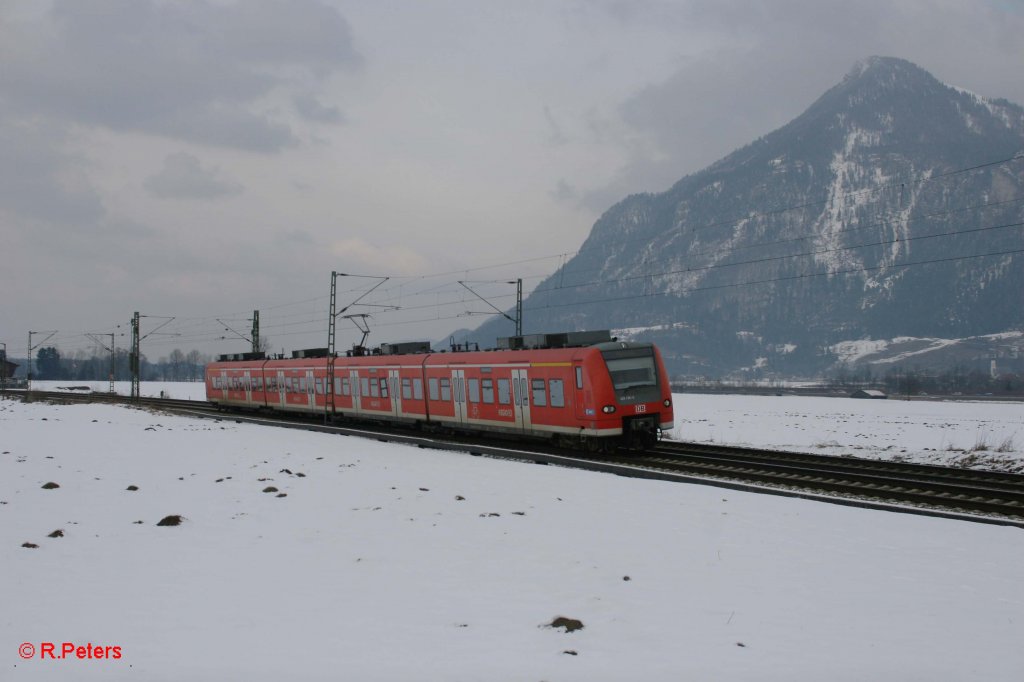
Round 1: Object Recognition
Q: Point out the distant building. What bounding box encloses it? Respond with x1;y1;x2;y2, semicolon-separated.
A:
1;356;16;385
851;389;887;399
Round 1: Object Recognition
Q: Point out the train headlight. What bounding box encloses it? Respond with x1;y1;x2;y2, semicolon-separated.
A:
663;399;671;407
602;405;616;414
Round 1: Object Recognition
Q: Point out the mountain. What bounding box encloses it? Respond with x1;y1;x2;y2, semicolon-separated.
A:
466;57;1024;378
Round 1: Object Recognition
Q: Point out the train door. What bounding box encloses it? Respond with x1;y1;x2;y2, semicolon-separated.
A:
218;370;228;402
511;368;532;432
305;370;315;410
244;370;253;405
349;369;361;414
388;369;401;417
277;370;286;407
573;364;586;421
451;369;466;425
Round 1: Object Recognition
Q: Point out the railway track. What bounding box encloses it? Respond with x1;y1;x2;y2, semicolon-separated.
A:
8;389;1024;527
633;440;1024;522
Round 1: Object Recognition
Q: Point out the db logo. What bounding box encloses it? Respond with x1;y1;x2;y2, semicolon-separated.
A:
635;404;647;413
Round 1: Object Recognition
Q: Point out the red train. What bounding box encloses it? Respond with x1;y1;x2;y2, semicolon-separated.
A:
205;330;674;450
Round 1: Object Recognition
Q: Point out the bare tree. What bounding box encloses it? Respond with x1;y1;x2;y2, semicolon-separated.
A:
168;349;186;381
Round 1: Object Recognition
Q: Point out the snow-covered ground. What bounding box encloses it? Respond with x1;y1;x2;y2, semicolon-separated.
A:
31;380;205;401
3;396;1023;680
32;381;1024;471
671;393;1024;473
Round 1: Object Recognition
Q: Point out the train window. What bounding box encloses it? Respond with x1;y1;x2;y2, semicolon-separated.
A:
379;377;388;398
413;378;423;400
254;377;263;391
361;377;370;396
440;378;451;401
497;378;510;404
482;379;494;404
370;380;380;398
428;378;439;401
402;378;412;400
602;347;658;389
531;378;547;407
550;379;565;407
468;378;480;403
340;377;348;395
315;378;324;395
575;366;583;390
299;377;307;393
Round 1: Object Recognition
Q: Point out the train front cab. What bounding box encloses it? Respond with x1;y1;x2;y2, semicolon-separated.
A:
591;342;674;448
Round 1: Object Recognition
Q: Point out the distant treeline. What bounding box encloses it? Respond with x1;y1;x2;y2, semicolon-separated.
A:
832;364;1022;396
19;346;211;382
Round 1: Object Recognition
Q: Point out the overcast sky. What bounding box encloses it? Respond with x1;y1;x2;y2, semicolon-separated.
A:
2;0;1023;360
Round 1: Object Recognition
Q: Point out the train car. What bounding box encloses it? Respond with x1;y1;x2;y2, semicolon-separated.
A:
205;331;673;449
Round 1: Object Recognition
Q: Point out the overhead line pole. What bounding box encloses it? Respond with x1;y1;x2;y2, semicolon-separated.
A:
27;330;57;393
326;272;394;421
130;313;176;403
457;278;522;336
87;333;116;394
130;313;140;402
252;310;260;353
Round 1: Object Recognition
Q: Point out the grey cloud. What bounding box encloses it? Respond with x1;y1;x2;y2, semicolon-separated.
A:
144;153;243;200
585;0;1024;209
543;106;568;146
0;120;105;225
293;94;347;124
550;179;578;203
213;0;362;69
156;106;299;153
1;0;361;152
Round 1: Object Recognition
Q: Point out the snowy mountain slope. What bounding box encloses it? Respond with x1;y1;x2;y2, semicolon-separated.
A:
469;57;1024;378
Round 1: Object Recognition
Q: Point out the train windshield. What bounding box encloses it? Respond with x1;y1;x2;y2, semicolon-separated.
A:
601;347;658;390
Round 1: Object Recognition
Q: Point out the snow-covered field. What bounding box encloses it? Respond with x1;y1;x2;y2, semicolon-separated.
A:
31;380;205;401
671;393;1024;473
3;395;1023;680
33;381;1024;472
